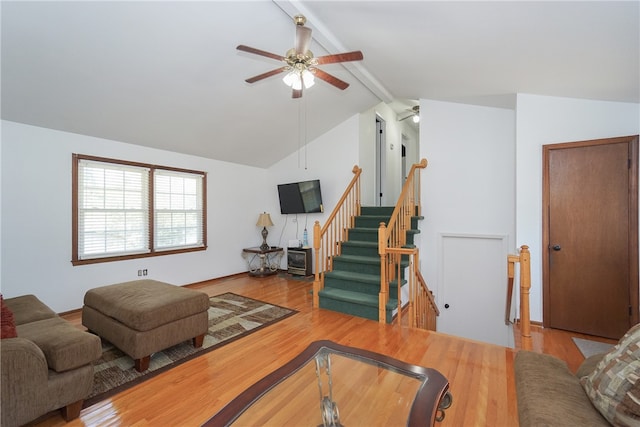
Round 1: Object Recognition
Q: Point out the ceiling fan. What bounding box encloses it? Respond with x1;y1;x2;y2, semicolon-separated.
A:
237;14;364;99
399;105;420;123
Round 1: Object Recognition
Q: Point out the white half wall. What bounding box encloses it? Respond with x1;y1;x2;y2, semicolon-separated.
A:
515;94;640;322
419;99;516;343
1;120;270;312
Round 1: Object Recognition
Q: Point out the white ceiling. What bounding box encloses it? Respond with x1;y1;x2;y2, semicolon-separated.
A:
2;1;638;168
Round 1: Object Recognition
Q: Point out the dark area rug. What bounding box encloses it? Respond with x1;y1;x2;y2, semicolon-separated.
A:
84;292;297;408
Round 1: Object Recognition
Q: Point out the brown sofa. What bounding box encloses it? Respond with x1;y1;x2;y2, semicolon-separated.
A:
515;351;610;426
1;295;102;427
516;323;640;426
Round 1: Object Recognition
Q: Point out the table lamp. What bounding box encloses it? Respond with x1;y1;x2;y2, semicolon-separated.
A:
256;212;274;251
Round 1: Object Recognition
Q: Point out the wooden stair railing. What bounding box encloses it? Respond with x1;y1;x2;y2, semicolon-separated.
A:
312;165;362;307
378;158;430;325
380;244;439;330
507;245;532;350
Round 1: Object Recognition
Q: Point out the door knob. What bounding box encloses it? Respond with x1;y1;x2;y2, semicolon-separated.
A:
552;245;561;251
444;304;450;309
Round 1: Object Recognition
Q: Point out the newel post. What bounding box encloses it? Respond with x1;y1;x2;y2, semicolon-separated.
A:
312;220;322;308
378;222;388;324
519;245;532;349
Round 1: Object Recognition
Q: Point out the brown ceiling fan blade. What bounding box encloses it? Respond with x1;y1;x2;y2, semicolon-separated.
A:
292;88;303;99
313;68;349;90
237;45;285;62
315;51;364;65
295;26;312;55
245;67;288;84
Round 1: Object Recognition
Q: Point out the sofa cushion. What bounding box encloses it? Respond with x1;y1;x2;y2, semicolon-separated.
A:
4;294;57;325
581;323;640;426
1;295;18;339
16;317;102;372
515;351;610;426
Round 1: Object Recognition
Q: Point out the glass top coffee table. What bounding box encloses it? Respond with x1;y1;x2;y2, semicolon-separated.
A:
203;340;452;426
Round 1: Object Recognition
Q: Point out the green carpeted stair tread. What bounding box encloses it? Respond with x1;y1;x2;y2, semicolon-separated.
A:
360;206;395;215
349;227;420;235
333;254;410;270
341;241;378;248
324;270;380;284
333;254;380;265
318;288;398;310
323;270;404;296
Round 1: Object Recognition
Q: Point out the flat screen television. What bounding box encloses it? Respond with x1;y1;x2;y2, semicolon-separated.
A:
277;179;324;214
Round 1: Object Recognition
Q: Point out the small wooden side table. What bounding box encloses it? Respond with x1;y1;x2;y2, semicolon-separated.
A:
242;247;284;277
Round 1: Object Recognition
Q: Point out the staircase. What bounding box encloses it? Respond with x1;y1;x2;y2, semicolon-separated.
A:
318;206;423;323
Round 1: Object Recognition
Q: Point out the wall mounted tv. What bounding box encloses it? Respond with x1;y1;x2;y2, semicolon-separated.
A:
277;179;324;214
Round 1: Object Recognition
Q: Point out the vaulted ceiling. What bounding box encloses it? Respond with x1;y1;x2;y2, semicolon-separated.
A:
2;1;638;168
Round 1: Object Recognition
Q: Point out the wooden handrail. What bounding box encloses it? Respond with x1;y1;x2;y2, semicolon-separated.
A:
378;159;428;324
507;245;531;350
312;165;362;307
385;158;428;245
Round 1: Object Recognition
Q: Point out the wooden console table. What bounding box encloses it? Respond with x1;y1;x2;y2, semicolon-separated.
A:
242;247;284;277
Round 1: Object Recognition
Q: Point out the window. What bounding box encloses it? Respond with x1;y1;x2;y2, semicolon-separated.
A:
72;154;206;265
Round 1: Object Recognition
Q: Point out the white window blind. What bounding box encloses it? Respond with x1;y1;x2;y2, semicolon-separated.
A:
154;170;205;250
78;159;150;259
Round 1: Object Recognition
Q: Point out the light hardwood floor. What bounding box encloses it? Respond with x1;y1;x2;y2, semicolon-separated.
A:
33;273;616;427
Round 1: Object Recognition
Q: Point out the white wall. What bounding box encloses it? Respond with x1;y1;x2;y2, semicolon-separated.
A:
359;109;377;206
515;94;640;321
359;102;419;206
419;100;516;344
267;115;360;265
1;121;269;312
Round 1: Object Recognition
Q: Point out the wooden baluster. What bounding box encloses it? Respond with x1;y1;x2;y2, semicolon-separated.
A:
506;254;519;325
313;220;321;308
378;222;388;324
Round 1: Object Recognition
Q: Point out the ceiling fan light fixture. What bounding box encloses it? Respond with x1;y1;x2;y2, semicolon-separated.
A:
301;69;315;88
282;68;315;90
282;71;297;87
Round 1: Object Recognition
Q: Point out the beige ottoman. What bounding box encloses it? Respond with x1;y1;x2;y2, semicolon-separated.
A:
82;280;210;372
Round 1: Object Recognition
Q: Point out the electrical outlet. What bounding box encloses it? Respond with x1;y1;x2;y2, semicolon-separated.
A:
137;270;142;276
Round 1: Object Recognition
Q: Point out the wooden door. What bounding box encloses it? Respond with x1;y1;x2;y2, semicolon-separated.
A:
543;136;638;339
